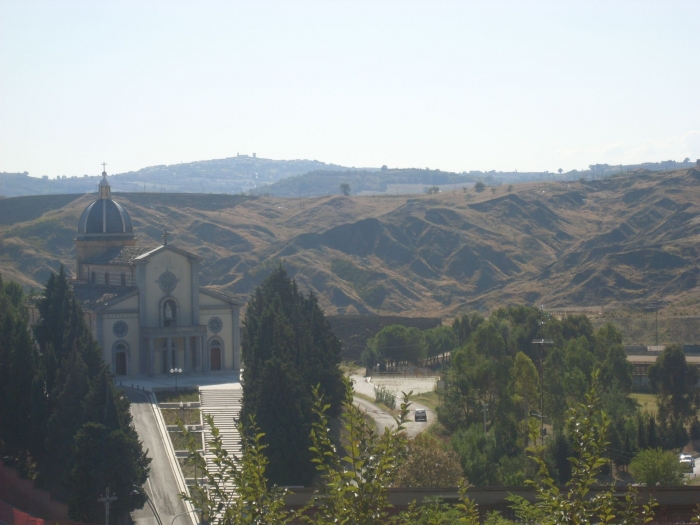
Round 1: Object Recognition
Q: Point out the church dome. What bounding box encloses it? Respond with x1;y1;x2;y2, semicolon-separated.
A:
76;171;134;239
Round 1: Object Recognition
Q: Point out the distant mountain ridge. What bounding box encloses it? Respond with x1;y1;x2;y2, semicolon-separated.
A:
2;168;700;319
2;156;696;198
0;156;373;198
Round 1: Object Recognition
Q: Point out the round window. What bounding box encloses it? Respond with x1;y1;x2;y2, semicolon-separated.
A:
208;317;223;334
158;271;178;292
113;321;128;338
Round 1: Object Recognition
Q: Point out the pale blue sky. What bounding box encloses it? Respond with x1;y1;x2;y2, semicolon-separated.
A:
1;1;698;178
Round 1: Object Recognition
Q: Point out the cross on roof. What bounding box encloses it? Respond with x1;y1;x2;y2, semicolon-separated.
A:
162;229;169;246
101;162;107;173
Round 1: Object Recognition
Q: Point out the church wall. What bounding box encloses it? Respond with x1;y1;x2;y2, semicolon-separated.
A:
141;250;194;328
200;306;234;370
81;264;134;286
99;296;140;375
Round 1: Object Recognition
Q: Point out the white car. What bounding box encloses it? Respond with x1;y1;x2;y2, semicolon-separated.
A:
679;454;695;471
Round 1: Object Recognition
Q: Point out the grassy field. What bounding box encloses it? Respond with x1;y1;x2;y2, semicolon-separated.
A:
169;431;202;451
161;408;201;425
354;391;397;414
155;390;200;403
630;393;658;416
412;391;439;411
178;458;196;478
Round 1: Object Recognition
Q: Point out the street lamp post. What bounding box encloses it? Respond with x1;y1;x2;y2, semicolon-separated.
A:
532;339;554;446
170;367;182;393
131;486;163;525
171;509;201;525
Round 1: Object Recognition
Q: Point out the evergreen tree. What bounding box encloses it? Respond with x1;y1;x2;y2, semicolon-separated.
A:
637;414;648;450
647;415;658;449
69;423;150;523
45;345;91;494
0;279;35;455
33;266;103;377
648;344;700;423
241;266;343;486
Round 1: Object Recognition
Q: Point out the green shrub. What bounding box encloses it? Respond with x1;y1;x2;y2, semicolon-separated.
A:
375;385;397;410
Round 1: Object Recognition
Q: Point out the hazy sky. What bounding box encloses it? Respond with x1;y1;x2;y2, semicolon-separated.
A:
1;1;699;178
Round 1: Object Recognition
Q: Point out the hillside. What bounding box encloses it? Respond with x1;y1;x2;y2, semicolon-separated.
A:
0;156;367;197
261;168;478;197
2;168;700;318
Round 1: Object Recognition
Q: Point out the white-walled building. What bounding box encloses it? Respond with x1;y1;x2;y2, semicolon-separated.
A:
71;170;241;376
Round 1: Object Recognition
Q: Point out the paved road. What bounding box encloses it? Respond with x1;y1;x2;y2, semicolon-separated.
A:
126;389;188;525
350;374;435;438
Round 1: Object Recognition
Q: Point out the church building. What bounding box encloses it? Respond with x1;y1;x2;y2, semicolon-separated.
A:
71;169;241;377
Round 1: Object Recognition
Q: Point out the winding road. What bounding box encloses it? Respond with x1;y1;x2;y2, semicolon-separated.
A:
350;374;436;438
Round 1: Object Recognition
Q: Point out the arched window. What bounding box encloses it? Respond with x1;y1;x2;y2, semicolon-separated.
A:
105;272;110;286
162;299;177;327
115;342;128;375
209;338;223;371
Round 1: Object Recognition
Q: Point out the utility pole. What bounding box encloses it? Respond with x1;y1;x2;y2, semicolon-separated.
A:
98;487;117;525
532;339;554;446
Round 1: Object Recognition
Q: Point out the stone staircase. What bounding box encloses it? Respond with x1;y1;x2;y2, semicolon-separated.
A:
199;387;243;494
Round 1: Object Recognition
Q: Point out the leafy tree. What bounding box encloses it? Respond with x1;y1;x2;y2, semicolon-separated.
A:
181;414;294;525
182;379;481;525
474;181;486;192
509;373;658;523
629;448;685;486
512;352;539;418
423;326;456;362
452;312;484;348
451;425;500;486
394;433;463;488
425;186;439;194
648;344;700;422
241;265;344;486
339;183;351;196
368;324;425;366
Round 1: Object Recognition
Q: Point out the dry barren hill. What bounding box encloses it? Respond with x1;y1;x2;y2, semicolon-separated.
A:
2;168;700;317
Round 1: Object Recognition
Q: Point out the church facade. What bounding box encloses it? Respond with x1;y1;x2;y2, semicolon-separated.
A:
71;170;241;377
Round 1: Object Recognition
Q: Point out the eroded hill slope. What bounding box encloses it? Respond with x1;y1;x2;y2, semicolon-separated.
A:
1;169;699;316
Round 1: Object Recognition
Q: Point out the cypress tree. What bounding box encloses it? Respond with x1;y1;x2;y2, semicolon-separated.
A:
647;415;658;449
45;345;90;495
22;268;150;516
241;266;343;486
637;415;647;450
0;279;36;455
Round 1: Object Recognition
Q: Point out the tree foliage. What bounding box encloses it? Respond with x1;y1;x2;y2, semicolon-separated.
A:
0;269;149;522
648;343;700;423
394;433;463;488
629;448;685;486
366;324;426;367
241;265;344;486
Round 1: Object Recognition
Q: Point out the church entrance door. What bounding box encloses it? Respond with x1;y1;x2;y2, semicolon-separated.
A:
210;347;222;371
116;352;127;375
